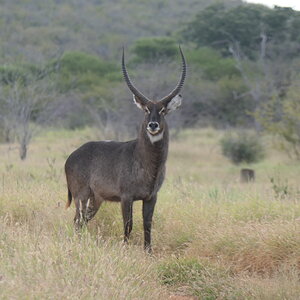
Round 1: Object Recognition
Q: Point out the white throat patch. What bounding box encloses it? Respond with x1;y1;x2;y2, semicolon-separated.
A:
147;131;164;144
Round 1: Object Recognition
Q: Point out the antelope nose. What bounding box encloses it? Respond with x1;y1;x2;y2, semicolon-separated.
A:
148;122;159;131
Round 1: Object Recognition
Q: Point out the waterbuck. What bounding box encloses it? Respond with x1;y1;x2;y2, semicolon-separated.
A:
65;47;186;251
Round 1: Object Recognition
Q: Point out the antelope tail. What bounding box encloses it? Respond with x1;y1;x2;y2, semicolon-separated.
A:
66;187;72;209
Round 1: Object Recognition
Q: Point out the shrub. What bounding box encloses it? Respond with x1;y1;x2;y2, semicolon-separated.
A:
0;64;42;85
186;47;239;80
132;37;177;63
220;131;265;164
256;85;300;160
59;51;117;76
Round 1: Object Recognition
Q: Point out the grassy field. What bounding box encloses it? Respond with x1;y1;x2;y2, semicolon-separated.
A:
0;128;300;299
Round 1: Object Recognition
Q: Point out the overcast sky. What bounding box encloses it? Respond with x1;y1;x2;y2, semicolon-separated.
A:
246;0;300;10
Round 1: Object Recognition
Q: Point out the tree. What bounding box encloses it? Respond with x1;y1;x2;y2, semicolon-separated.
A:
0;78;66;160
257;84;300;160
229;31;295;130
182;3;300;58
132;37;177;63
226;20;300;159
186;47;239;80
52;51;121;108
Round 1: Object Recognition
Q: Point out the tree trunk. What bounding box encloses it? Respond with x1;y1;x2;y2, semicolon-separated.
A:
240;168;255;183
4;128;12;143
20;143;27;160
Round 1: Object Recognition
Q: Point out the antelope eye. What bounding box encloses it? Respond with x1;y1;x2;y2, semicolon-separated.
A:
159;107;165;115
145;107;150;114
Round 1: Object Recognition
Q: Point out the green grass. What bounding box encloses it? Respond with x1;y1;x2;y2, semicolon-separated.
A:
0;128;300;299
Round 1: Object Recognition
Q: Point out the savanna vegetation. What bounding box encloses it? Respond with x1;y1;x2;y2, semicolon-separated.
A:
1;0;300;299
1;0;300;159
1;128;300;299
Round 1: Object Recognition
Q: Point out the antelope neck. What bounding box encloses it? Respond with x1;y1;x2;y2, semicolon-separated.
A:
147;131;164;144
135;124;169;166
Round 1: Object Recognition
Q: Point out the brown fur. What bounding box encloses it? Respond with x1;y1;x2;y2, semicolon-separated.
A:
64;48;186;251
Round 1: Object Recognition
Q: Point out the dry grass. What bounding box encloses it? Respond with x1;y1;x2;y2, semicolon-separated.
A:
0;127;300;299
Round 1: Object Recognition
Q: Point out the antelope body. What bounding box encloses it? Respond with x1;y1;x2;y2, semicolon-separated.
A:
65;47;186;251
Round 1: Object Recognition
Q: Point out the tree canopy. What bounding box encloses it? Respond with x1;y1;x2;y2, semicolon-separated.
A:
182;3;300;58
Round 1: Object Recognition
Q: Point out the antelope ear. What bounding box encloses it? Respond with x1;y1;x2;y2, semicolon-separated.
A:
133;95;144;110
165;94;182;113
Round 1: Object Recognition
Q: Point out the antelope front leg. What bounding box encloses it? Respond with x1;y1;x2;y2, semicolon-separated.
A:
121;199;133;243
143;195;157;253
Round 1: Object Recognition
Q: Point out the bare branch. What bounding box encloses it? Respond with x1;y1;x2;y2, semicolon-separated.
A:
0;75;67;159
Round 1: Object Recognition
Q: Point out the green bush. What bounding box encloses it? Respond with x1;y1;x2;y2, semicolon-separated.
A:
220;131;265;164
0;64;42;85
59;51;117;76
186;47;239;80
256;85;300;160
214;76;253;126
50;51;120;107
182;3;300;58
132;37;177;63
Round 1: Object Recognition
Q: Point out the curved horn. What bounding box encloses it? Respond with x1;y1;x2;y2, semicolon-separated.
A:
122;47;150;104
160;46;187;105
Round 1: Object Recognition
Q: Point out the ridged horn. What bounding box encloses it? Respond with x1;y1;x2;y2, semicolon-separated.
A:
122;47;150;105
159;46;186;105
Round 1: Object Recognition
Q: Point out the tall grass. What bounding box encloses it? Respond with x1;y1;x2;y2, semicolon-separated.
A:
0;128;299;299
